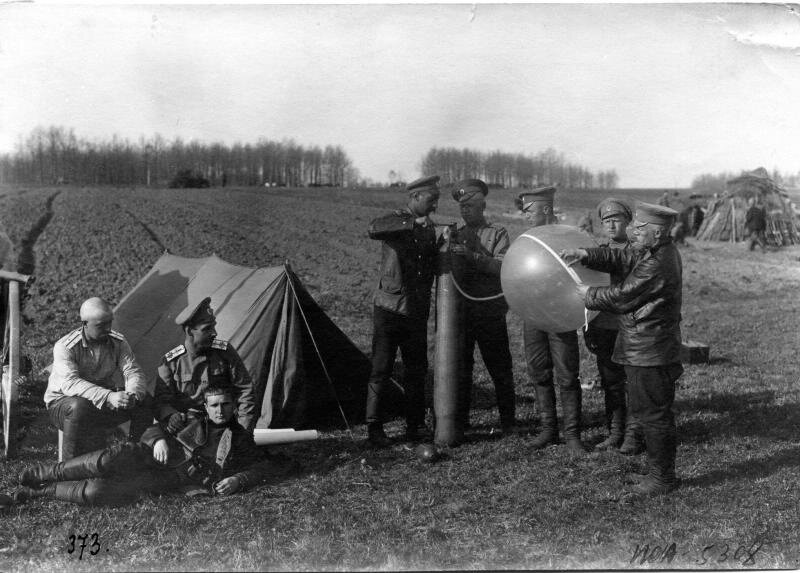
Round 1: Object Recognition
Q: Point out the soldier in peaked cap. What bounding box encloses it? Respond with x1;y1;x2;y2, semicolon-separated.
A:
449;179;516;434
515;185;557;225
153;297;256;435
516;185;589;453
45;297;151;460
583;198;643;454
364;175;441;447
561;201;684;496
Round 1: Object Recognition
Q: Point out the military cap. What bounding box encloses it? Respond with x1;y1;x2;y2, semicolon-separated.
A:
634;201;678;226
515;185;557;212
597;198;632;221
406;175;440;195
452;178;488;203
175;296;215;327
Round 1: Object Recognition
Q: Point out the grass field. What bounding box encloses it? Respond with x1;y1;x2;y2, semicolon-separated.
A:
0;184;798;571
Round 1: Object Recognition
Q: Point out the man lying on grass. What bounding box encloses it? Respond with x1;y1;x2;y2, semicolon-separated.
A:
8;386;284;506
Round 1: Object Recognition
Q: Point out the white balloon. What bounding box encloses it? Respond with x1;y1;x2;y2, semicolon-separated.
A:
501;225;610;332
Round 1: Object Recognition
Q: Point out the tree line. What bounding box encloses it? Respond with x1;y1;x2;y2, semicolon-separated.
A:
0;126;358;188
420;147;619;189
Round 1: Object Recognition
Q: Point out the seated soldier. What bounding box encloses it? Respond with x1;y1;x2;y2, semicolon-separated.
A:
44;297;152;460
11;386;283;506
154;297;256;434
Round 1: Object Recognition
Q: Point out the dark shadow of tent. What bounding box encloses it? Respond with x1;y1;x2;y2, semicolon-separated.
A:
114;253;378;431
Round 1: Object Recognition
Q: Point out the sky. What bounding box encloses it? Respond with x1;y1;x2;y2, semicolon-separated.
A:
1;2;799;187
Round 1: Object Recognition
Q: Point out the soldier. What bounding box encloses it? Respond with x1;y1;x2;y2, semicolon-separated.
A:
584;198;642;454
449;179;516;434
577;211;594;235
12;386;283;506
365;175;441;447
516;187;588;453
153;297;256;434
562;202;684;495
45;297;151;460
745;197;767;252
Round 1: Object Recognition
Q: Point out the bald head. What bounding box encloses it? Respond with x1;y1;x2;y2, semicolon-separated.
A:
80;297;114;342
80;297;113;321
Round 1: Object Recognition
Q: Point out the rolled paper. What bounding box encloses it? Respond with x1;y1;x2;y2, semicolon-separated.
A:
253;428;319;446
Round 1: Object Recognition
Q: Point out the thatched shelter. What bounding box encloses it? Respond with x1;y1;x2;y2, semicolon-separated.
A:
695;167;800;245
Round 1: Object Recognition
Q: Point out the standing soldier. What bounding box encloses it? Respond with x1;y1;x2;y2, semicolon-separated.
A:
365;175;441;447
153;297;256;434
449;179;516;435
584;198;642;454
745;197;767;252
45;297;151;460
562;202;684;495
516;186;588;453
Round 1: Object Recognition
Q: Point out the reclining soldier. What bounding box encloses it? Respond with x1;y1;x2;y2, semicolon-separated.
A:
154;297;256;434
11;386;278;506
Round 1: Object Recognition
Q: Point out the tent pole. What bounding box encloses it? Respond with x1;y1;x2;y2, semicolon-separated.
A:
284;268;355;440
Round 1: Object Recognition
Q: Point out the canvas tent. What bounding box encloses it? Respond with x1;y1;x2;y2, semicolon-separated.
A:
696;167;800;245
113;253;371;430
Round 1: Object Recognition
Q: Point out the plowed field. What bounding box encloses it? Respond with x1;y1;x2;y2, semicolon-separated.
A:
0;184;798;571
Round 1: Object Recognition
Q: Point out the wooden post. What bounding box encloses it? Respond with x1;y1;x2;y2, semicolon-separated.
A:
3;281;20;458
730;200;736;243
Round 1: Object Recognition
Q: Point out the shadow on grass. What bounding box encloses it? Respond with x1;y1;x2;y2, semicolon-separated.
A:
677;389;800;442
682;445;800;488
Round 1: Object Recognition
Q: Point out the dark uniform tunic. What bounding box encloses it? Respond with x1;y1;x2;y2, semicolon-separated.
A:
366;207;438;428
452;220;515;429
153;339;256;432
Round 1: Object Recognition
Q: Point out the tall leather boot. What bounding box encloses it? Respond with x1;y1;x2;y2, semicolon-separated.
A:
619;415;645;455
632;428;677;495
19;449;107;486
560;387;589;454
13;484;56;504
596;382;626;450
530;385;558;449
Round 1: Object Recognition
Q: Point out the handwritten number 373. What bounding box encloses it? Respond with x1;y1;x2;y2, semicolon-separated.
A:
67;533;101;559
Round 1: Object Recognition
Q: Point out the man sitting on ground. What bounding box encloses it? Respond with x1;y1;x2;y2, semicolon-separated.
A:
11;386;284;506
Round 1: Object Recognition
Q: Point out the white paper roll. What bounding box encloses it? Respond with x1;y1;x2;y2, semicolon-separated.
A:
253;429;319;446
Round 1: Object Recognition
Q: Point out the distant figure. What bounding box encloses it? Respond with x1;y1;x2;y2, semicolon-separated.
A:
744;197;767;252
577;211;594;235
689;205;704;236
670;221;687;246
658;192;671;208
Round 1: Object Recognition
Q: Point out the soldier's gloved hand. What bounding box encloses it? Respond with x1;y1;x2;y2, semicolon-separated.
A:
414;216;430;228
166;412;187;434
